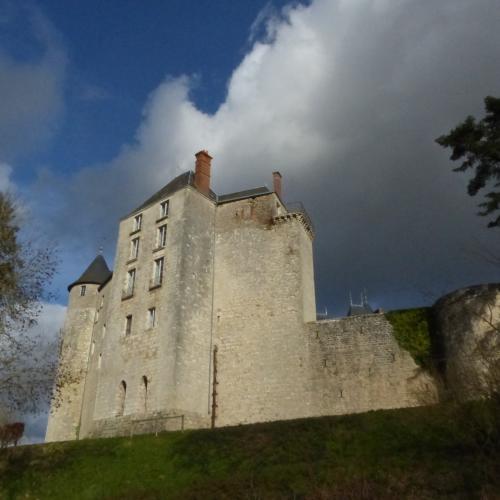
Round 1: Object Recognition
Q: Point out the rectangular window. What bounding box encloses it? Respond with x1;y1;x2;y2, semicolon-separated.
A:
157;225;167;248
125;315;133;336
98;353;102;369
160;200;169;218
80;285;86;296
130;237;140;260
133;214;142;231
147;307;156;329
124;269;135;298
152;257;164;287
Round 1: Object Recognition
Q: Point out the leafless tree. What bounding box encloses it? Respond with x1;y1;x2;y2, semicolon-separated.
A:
0;191;68;415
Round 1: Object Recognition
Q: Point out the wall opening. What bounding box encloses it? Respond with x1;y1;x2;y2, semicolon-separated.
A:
117;380;127;416
142;375;148;413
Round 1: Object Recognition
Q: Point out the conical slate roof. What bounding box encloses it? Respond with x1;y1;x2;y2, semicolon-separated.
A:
68;255;113;291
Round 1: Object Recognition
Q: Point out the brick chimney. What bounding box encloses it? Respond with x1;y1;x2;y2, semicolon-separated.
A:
272;171;282;200
194;150;212;196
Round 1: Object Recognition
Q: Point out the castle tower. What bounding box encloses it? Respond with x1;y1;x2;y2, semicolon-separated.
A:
86;152;217;436
45;255;112;442
212;185;317;426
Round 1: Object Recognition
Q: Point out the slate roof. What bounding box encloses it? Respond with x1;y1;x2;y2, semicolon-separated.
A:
126;170;273;217
68;255;113;292
217;186;271;204
126;171;217;217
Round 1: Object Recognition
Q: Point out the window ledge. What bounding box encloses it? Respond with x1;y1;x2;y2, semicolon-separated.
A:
126;258;138;265
129;229;141;236
121;292;134;301
149;283;162;291
156;215;168;223
152;246;165;253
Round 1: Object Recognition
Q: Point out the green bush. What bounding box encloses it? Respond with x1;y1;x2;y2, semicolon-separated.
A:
385;307;432;367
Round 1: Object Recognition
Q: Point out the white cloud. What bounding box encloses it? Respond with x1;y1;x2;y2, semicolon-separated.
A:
0;162;12;191
35;0;500;313
0;4;66;162
28;302;67;343
21;302;67;444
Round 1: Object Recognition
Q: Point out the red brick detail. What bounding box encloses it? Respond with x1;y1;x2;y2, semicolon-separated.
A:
194;150;212;196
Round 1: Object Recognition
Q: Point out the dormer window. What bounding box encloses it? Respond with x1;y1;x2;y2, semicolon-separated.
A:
160;200;169;218
133;214;143;232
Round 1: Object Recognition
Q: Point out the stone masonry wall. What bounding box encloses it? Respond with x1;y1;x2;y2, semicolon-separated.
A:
45;284;100;442
78;281;110;438
167;187;215;422
306;315;437;417
213;193;317;426
85;186;214;437
433;284;500;400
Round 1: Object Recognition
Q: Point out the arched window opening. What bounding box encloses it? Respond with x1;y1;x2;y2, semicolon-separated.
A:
142;376;148;413
117;380;127;416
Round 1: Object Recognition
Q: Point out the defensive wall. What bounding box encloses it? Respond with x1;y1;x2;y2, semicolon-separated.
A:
306;314;435;416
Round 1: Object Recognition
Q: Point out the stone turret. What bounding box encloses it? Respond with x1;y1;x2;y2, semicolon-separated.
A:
45;255;112;442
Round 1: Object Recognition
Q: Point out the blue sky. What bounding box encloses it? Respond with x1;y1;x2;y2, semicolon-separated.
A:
2;0;500;317
8;0;300;182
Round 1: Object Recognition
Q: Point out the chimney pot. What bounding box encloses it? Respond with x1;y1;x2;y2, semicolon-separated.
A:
272;171;282;200
194;150;212;196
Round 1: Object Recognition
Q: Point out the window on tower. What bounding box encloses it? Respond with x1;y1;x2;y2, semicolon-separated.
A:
150;257;164;289
124;315;133;336
156;225;167;249
80;285;86;296
122;269;136;299
133;214;142;232
147;307;156;329
130;237;140;260
160;200;169;218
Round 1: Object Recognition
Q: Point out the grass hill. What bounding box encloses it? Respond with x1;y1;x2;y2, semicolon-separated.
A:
1;403;499;499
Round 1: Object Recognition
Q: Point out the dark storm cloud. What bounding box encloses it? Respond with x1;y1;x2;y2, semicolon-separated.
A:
32;0;500;314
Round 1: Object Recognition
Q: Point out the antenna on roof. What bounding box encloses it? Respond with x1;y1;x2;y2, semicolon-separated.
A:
349;291;353;306
363;289;368;305
98;245;103;255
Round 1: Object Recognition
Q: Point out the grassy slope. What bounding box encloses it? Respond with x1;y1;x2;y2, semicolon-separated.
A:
1;404;499;499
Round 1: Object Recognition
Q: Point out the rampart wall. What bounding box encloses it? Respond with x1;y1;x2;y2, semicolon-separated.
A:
306;315;436;416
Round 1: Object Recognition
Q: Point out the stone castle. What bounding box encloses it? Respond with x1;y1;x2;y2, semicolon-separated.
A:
46;151;500;442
